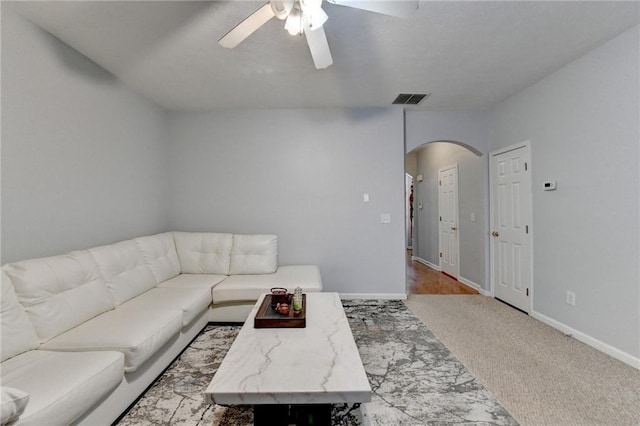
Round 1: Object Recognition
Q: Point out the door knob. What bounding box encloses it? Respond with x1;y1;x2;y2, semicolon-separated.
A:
491;231;499;237
451;227;457;231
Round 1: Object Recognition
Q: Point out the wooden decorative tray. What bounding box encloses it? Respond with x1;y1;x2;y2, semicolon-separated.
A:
254;294;306;328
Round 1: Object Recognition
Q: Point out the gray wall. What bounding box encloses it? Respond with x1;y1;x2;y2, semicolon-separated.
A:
405;150;418;178
1;10;170;263
166;108;406;295
414;143;486;288
405;110;488;154
488;26;640;358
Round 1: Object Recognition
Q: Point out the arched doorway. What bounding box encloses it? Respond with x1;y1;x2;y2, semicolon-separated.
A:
405;140;485;295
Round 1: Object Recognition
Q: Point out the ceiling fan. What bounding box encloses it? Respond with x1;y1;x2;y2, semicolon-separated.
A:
218;0;418;69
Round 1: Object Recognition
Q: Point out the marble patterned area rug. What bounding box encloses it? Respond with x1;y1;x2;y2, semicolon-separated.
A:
117;300;517;426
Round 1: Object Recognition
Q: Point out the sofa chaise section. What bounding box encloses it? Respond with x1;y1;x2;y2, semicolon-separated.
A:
209;264;323;321
213;264;323;304
170;232;323;322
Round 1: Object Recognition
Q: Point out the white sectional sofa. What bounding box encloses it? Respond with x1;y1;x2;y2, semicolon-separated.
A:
0;232;322;425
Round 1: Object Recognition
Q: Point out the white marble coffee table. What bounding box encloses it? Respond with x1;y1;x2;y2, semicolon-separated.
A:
204;292;371;425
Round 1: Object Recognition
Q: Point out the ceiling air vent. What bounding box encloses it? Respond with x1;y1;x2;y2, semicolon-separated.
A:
392;93;430;105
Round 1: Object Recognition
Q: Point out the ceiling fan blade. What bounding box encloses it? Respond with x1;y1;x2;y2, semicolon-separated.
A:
219;3;276;48
303;22;333;69
326;0;418;18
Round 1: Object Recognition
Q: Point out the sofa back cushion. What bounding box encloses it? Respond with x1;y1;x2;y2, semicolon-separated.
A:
173;232;233;274
134;233;180;284
3;251;114;343
1;271;40;361
230;234;278;275
89;240;157;306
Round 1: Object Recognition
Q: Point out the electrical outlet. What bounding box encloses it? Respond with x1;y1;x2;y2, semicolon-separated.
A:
566;291;576;306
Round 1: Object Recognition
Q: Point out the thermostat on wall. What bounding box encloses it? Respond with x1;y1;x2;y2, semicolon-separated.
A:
544;181;557;191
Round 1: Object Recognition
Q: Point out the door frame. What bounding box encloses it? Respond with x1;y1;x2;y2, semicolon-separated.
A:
405;173;414;249
489;140;534;312
438;163;460;279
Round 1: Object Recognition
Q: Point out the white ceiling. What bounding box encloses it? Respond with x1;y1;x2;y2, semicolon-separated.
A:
10;1;640;111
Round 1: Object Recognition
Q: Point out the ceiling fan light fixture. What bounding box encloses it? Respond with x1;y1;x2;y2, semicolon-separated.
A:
271;0;295;19
285;8;303;35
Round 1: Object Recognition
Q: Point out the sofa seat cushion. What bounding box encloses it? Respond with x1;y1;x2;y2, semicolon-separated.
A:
1;271;40;362
173;232;233;274
89;240;157;307
117;287;211;326
212;265;323;305
134;233;181;284
39;309;182;372
157;273;227;289
1;350;123;426
0;386;29;425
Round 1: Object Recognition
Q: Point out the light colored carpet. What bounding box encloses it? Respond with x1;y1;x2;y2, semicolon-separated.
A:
404;294;640;426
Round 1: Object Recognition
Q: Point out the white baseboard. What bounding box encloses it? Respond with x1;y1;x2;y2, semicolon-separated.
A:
458;276;490;296
340;293;408;300
413;256;441;271
531;310;640;370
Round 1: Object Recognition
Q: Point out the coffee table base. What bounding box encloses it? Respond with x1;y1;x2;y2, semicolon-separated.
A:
253;404;331;426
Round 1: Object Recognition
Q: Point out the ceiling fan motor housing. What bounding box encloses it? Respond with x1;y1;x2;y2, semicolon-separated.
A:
300;0;323;12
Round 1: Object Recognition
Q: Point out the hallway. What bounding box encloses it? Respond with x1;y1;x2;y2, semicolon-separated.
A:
406;250;479;295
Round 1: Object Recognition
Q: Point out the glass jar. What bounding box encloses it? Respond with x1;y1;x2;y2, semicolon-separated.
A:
293;287;303;312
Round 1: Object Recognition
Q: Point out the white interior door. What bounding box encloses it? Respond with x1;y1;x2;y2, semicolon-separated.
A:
439;165;459;279
490;143;532;312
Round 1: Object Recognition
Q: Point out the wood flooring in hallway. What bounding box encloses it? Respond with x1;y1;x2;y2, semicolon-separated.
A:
407;250;479;295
